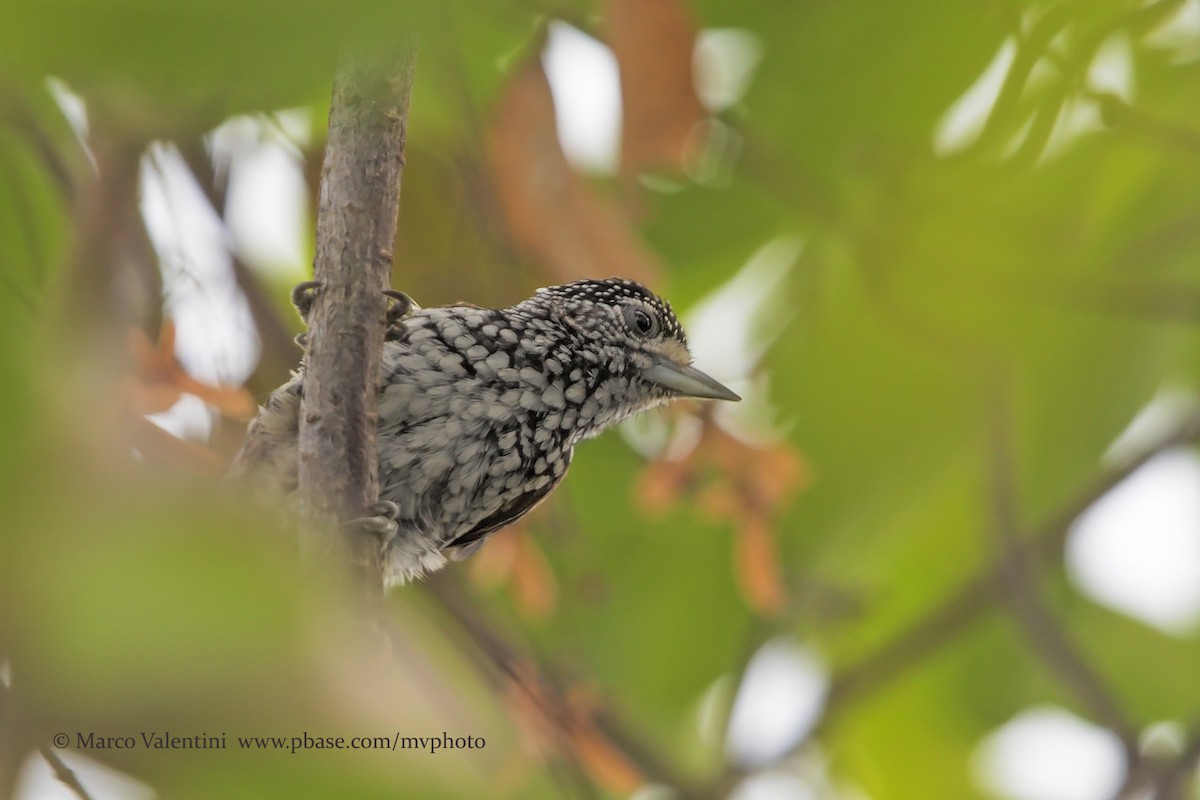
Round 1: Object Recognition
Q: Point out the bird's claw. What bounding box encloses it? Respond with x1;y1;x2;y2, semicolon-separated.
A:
293;283;415;344
342;501;401;548
291;281;322;322
384;289;420;340
365;500;400;520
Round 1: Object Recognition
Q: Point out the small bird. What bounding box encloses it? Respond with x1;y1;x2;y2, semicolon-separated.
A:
232;278;739;586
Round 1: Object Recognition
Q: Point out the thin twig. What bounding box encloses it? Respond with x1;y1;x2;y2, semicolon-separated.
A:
38;747;96;800
414;577;620;796
422;574;704;797
985;376;1138;756
1149;729;1200;800
176;139;299;393
809;407;1200;742
60;124;160;341
708;403;1200;794
1113;715;1200;800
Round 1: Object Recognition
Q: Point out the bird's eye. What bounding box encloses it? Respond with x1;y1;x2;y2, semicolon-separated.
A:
623;306;659;338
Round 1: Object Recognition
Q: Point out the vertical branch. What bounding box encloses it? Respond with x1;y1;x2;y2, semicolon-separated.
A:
60;124;160;345
298;46;416;613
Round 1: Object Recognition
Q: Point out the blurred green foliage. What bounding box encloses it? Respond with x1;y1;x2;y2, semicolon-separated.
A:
2;0;1200;798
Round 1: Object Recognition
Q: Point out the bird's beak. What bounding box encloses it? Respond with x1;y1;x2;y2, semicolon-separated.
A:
644;360;741;401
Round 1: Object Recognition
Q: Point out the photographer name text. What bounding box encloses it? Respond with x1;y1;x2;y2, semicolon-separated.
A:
54;731;485;755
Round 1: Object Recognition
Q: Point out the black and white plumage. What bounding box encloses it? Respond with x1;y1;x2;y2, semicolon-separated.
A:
231;278;739;586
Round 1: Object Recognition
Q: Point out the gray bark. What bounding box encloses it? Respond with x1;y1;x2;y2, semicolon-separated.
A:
298;46;416;612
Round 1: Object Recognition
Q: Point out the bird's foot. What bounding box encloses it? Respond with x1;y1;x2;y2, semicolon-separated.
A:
291;280;322;321
294;283;415;343
291;281;321;350
384;289;420;340
342;501;401;548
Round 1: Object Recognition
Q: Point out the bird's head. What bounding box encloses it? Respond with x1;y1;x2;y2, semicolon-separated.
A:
532;278;740;407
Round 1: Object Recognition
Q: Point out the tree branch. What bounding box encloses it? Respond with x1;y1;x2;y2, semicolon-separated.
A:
298;46;416;615
422;574;704;797
1147;726;1200;800
984;378;1138;756
704;402;1200;796
829;406;1200;705
176;138;297;395
1114;714;1200;800
782;405;1200;764
39;748;97;800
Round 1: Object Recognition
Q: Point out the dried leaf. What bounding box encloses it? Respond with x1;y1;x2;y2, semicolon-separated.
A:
486;58;662;285
696;480;739;521
127;321;256;419
634;413;806;615
469;524;559;618
634;459;688;515
748;443;810;510
606;0;705;180
469;526;520;588
501;663;644;794
567;716;645;794
735;516;788;616
512;529;559;619
174;374;257;420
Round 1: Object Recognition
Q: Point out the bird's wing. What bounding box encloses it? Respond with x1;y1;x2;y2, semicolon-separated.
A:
442;462;569;559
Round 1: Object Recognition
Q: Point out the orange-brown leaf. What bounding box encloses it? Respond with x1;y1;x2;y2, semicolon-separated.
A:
567;718;645;794
127;322;255;419
469;527;520;588
486;59;662;285
512;529;559;619
174;373;257;420
501;666;643;793
750;443;810;508
127;379;186;416
634;459;689;516
606;0;706;179
734;516;788;616
696;480;739;521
